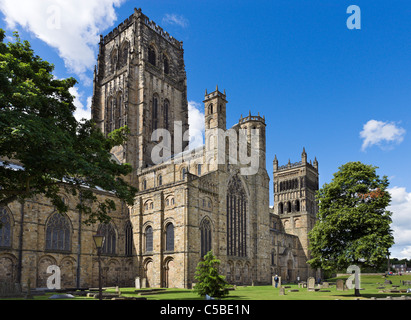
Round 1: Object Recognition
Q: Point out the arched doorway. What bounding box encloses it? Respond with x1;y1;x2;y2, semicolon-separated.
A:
144;259;154;288
163;258;176;288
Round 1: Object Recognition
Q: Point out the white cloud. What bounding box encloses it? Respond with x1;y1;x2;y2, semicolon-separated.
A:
162;13;189;28
399;246;411;259
70;87;92;122
388;187;411;259
360;120;406;151
0;0;126;83
188;101;205;150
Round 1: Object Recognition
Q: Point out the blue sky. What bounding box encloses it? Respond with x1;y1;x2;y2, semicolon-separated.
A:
1;0;410;259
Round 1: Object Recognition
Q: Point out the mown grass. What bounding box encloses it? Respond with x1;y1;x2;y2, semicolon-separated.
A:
4;274;411;300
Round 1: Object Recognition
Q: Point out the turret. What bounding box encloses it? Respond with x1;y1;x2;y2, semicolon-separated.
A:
204;86;227;131
302;147;307;164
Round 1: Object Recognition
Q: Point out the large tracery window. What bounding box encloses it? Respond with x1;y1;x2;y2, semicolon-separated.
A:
0;207;11;248
119;42;129;68
45;212;71;252
226;175;247;257
98;223;117;255
200;219;212;257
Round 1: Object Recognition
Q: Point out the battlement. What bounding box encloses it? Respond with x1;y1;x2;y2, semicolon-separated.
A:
277;161;303;171
101;8;183;49
275;159;318;172
239;113;266;125
102;13;134;44
204;88;227;102
143;15;183;49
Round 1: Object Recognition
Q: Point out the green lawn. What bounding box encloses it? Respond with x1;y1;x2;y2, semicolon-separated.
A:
4;274;411;300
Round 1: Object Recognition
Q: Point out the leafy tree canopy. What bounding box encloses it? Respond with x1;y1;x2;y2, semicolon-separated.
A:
308;161;394;272
0;29;137;225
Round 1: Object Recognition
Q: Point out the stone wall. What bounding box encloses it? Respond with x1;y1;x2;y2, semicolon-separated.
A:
0;188;135;290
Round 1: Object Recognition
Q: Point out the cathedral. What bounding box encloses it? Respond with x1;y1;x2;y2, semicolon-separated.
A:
0;8;319;291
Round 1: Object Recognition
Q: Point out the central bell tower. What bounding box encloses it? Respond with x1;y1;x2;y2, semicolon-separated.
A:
91;8;190;184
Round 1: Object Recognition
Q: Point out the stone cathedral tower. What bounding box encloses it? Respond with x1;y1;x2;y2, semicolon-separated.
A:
91;8;190;184
272;148;319;279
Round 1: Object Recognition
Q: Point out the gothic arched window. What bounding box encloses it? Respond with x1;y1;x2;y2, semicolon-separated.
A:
119;42;129;68
165;223;174;252
116;93;122;130
200;219;212;257
111;49;118;72
98;223;116;255
295;200;300;212
271;250;276;265
148;45;156;66
125;221;133;256
278;202;284;214
226;175;247;257
106;97;115;133
45;212;71;252
0;207;11;248
208;104;213;115
152;95;159;132
145;226;153;252
163;55;169;75
287;201;292;213
164;99;169;130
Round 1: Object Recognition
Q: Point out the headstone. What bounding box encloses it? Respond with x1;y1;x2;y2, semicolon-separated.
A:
279;287;285;296
307;277;315;291
336;279;344;291
141;278;147;288
135;277;141;289
322;282;329;288
384;279;392;285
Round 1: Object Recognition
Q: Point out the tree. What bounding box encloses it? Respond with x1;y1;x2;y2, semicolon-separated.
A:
308;162;395;277
0;30;137;225
194;251;230;299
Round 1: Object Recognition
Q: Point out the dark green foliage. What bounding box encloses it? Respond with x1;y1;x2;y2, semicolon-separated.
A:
308;162;394;271
194;251;230;299
0;30;137;225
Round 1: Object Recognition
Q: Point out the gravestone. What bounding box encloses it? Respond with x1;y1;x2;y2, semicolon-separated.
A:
135;277;141;289
384;279;392;285
336;279;345;291
279;287;285;296
322;282;329;289
307;277;315;291
141;278;147;288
